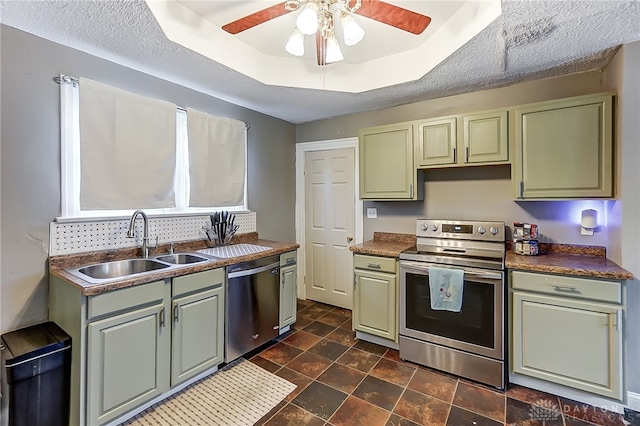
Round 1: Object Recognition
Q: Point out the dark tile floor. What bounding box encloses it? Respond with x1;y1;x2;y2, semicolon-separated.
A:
251;300;639;426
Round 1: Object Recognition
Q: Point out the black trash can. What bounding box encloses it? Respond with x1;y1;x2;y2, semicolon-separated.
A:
1;321;71;426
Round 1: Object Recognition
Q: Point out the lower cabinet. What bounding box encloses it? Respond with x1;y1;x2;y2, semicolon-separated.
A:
279;251;297;329
171;271;225;386
50;268;225;426
510;270;623;400
87;298;170;425
353;254;397;343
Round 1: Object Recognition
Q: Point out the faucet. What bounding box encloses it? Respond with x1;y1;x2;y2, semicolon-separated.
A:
126;210;157;258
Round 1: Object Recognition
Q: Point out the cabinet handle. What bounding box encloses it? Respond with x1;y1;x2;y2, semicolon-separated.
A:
409;184;413;198
519;181;524;198
285;258;295;265
173;304;179;322
465;146;469;163
159;307;166;328
551;285;579;293
367;263;381;269
354;273;357;287
453;146;457;163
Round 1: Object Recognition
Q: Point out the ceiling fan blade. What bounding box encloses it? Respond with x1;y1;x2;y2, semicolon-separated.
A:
316;32;327;66
222;2;291;34
356;0;431;35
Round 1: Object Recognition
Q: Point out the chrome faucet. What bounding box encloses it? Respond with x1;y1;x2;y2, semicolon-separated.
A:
126;210;157;258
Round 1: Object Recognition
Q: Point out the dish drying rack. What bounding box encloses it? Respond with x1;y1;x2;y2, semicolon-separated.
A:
203;211;239;247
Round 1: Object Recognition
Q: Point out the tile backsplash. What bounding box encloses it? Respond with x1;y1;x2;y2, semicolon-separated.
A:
49;212;257;256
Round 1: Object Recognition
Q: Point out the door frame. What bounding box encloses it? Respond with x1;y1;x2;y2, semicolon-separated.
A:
295;137;363;300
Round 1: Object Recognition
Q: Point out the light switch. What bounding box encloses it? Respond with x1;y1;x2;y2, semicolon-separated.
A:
366;208;377;219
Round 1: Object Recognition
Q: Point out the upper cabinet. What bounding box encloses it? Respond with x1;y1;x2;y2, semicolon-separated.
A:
359;122;423;200
357;92;614;201
513;93;614;199
416;116;457;167
415;110;508;168
463;110;509;164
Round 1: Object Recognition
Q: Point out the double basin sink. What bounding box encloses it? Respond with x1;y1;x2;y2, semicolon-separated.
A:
67;253;214;285
65;244;274;285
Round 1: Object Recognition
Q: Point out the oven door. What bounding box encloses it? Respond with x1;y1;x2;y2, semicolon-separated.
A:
399;260;504;360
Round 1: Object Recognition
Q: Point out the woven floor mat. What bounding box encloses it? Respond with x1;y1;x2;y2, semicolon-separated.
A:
122;359;296;425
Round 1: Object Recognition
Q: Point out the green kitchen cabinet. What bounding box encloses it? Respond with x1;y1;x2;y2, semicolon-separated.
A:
415;110;508;168
280;251;297;329
415;116;457;167
87;289;170;426
171;269;225;386
463;110;509;164
510;270;623;400
353;254;397;343
82;280;170;426
50;267;225;426
359;122;422;200
513;93;614;198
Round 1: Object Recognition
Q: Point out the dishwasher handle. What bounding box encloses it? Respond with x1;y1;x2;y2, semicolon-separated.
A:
228;261;280;279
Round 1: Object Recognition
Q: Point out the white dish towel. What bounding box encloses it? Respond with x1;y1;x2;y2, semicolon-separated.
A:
428;266;464;312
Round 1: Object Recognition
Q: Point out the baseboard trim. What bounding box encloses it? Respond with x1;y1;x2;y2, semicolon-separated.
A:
627;392;640;411
355;330;399;350
509;373;625;414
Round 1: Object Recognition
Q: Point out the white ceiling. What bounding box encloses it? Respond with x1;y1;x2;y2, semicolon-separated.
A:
1;1;639;124
147;1;501;92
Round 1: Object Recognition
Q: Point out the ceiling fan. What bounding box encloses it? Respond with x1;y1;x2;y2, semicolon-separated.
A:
221;0;432;66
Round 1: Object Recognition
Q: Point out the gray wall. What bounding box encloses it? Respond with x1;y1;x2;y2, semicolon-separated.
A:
297;53;640;395
298;71;619;246
0;26;297;333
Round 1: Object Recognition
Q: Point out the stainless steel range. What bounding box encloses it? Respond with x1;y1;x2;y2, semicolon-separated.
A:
399;219;506;389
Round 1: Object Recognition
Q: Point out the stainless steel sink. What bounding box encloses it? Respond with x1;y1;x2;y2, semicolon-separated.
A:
76;258;171;280
155;253;210;265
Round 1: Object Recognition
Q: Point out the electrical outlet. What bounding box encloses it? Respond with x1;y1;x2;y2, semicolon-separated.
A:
366;208;377;219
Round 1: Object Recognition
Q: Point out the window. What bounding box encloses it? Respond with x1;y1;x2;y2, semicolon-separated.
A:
59;77;248;219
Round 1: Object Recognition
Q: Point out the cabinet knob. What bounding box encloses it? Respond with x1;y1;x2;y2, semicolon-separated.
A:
347;236;354;242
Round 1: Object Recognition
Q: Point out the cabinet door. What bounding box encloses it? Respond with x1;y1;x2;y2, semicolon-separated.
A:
171;285;224;386
514;93;613;198
416;117;457;167
512;291;622;400
87;303;170;425
463;110;508;164
359;122;418;200
354;269;396;341
280;264;297;328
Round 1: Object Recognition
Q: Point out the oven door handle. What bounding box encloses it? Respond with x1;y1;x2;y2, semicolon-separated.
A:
400;261;503;281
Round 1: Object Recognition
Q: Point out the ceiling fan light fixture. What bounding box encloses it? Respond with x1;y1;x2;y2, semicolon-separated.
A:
296;2;319;35
285;28;305;56
340;12;364;46
325;34;344;63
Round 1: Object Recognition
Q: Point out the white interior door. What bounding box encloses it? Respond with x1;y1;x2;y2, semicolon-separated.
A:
304;148;355;309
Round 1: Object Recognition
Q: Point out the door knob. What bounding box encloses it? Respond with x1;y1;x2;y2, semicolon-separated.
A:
347;236;354;242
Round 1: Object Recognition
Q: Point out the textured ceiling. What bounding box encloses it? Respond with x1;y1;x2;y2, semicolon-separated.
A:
1;1;639;124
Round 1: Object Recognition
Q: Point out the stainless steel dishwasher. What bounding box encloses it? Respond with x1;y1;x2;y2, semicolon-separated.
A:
225;255;280;362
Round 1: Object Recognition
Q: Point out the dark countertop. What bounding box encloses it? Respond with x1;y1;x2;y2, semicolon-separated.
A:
349;232;415;258
348;233;634;281
506;251;633;280
50;237;299;296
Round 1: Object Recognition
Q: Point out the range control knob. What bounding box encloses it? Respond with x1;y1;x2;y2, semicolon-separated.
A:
431;224;439;232
477;226;486;234
420;224;428;231
490;227;499;235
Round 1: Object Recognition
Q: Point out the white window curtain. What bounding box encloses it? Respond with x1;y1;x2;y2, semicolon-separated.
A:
187;108;246;207
79;77;177;210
